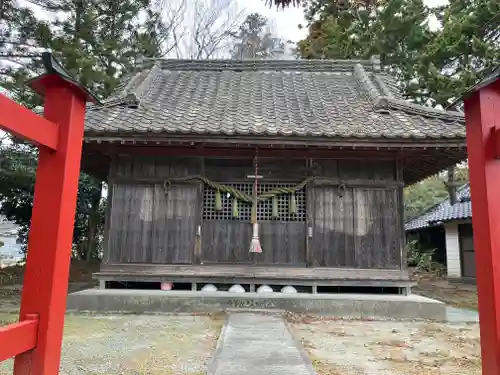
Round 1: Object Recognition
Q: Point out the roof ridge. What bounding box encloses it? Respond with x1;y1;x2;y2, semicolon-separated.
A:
86;63;164;111
354;63;380;101
372;74;394;98
374;97;464;122
134;62;163;100
87;93;139;111
131;58;377;72
353;63;464;122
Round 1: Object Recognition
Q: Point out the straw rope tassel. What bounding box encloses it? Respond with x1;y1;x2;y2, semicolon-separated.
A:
249;153;262;253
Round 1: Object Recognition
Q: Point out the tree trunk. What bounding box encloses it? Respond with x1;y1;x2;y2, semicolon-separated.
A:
84;183;102;262
446;166;457;205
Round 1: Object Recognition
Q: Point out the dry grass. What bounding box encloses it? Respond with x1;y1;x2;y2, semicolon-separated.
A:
0;312;16;326
288;315;481;375
0;313;224;375
310;356;345;375
413;273;478;310
0;265;23;286
0;259;99;287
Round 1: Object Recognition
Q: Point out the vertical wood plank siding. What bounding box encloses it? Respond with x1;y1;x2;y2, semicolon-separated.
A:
107;157;201;264
201;221;252;263
311;187;355;267
105;156;404;269
108;184;199;263
354;188;400;268
201;221;307;265
308;159;401;269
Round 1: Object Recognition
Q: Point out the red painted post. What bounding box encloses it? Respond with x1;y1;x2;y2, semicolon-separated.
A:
463;79;500;375
12;76;87;375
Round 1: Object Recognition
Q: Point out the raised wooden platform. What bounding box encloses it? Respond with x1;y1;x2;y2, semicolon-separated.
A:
94;264;415;294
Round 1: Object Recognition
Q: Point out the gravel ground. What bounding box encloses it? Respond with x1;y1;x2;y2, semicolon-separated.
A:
0;313;223;375
288;316;481;375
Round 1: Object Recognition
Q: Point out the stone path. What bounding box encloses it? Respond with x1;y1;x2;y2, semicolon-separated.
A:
208;313;315;375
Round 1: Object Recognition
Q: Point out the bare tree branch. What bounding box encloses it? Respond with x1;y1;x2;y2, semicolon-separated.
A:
157;0;246;59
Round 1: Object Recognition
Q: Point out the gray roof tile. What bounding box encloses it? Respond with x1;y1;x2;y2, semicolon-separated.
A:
405;185;471;231
84;58;466;139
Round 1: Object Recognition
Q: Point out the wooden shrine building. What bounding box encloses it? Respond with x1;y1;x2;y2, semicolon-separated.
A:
82;58;466;294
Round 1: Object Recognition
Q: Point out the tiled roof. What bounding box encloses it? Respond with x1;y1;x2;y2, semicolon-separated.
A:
84;58;465;139
405;184;471;231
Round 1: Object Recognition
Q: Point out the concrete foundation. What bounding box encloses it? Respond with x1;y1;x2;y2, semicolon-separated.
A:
66;289;446;320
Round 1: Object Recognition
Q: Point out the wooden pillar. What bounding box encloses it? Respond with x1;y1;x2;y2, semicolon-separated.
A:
463;80;500;375
13;79;87;375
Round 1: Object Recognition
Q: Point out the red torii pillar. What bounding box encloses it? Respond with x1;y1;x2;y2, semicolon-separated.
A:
461;68;500;375
0;53;98;374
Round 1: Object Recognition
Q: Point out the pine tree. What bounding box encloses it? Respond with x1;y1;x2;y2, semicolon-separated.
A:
1;0;164;100
231;13;272;59
230;13;293;60
0;0;165;260
296;0;500;108
410;0;500;107
297;0;433;100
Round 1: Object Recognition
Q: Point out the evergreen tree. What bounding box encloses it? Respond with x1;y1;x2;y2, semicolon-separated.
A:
297;0;433;102
404;166;469;220
231;13;274;59
0;0;164;260
295;0;500;107
410;0;500;107
230;13;291;59
1;0;164;99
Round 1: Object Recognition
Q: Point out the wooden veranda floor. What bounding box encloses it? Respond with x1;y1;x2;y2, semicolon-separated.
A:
94;263;413;288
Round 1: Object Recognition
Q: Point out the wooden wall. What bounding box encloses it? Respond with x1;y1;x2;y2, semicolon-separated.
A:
107;184;200;263
104;155;405;269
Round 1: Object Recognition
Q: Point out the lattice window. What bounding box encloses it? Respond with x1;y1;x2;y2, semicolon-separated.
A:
203;183;306;221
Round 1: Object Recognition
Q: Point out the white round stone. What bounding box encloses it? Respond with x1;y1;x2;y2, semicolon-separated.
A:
228;284;246;293
281;285;297;294
201;284;218;292
256;285;273;293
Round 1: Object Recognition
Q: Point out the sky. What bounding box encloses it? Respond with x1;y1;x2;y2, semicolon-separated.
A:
237;1;308;42
20;0;451;45
238;0;450;43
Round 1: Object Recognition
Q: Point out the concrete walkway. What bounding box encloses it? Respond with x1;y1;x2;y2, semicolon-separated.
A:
208;313;316;375
446;306;479;322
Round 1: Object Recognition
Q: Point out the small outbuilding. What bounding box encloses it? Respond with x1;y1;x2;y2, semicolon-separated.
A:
405;184;475;282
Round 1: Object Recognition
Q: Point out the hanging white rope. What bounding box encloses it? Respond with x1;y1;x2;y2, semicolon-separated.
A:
249;150;262;253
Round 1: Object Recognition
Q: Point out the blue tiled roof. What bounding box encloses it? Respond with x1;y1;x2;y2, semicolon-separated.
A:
405;184;471;231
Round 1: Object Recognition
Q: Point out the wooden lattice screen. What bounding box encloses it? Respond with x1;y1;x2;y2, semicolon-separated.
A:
202;183;306;221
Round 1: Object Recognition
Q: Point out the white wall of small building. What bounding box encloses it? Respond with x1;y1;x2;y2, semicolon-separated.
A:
0;216;23;265
444;222;462;278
